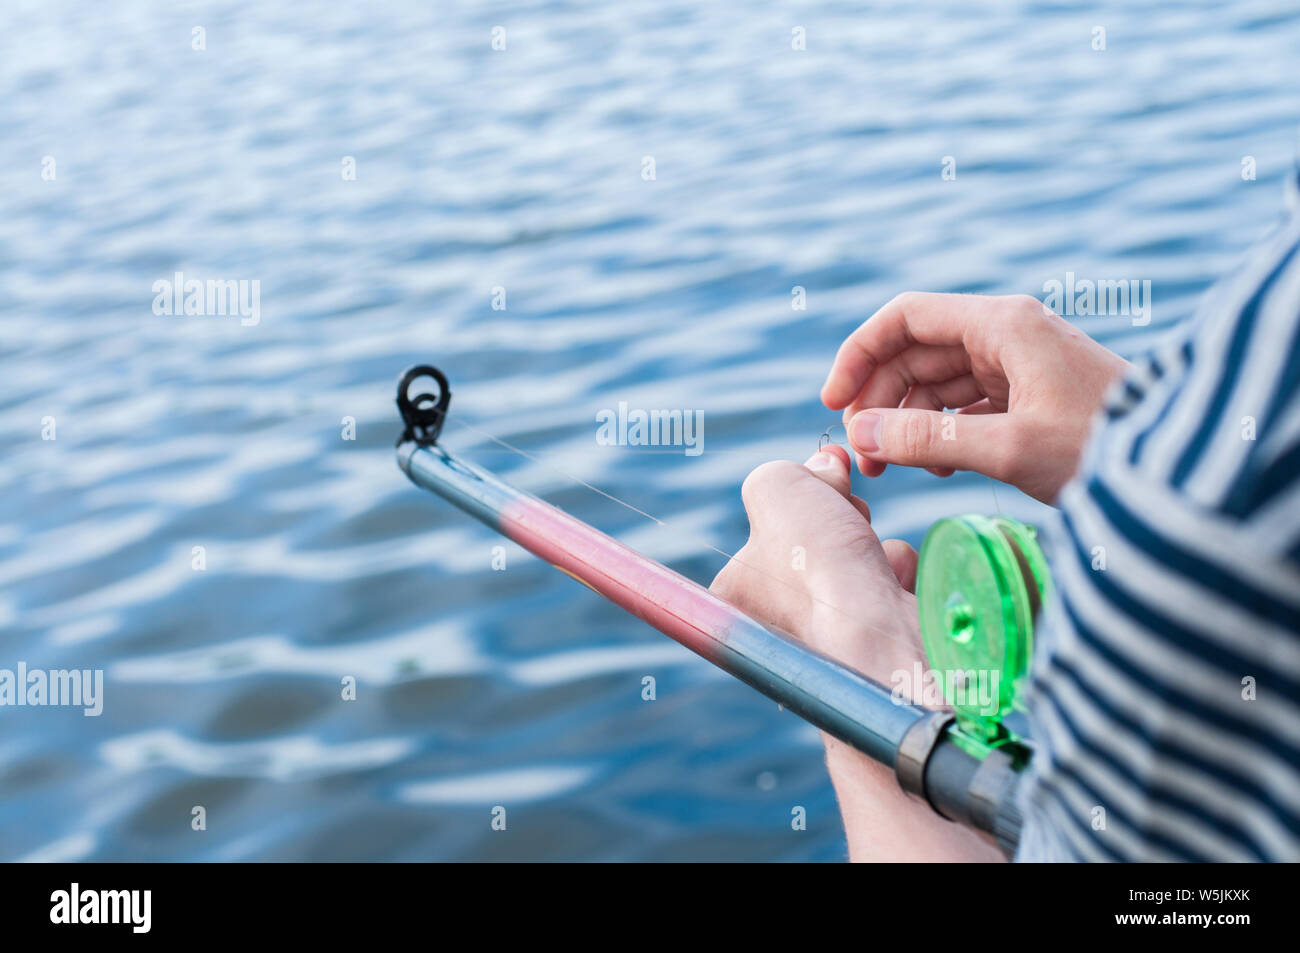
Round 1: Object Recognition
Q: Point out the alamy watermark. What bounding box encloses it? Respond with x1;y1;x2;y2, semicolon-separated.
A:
152;271;260;326
1042;272;1151;326
596;401;704;456
0;662;103;716
890;661;1000;717
50;883;150;933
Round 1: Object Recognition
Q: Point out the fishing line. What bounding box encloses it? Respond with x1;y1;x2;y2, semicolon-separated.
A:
444;415;928;657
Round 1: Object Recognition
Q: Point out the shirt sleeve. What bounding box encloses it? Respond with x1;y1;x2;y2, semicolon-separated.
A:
1014;202;1300;862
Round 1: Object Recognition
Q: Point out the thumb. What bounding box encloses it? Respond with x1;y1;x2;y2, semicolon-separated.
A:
802;444;853;497
848;408;1024;482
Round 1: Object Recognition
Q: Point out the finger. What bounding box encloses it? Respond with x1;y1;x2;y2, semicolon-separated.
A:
841;344;972;420
847;407;1027;482
854;450;886;477
810;445;884;500
844;417;888;476
803;445;852;498
958;398;995;415
740;458;859;531
822;293;1029;409
881;539;919;593
900;379;981;477
899;375;983;413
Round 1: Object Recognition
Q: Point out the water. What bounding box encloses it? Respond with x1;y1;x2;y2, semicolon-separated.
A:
2;0;1299;861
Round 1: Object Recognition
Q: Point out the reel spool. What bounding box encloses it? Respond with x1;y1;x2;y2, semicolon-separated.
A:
915;515;1050;745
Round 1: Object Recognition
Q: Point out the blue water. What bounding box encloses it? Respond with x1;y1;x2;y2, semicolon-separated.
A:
3;0;1299;861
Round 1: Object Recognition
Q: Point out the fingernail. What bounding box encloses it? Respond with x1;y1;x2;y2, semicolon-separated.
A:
850;412;882;453
805;451;834;471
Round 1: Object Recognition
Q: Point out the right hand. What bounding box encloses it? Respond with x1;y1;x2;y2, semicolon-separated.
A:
821;293;1130;503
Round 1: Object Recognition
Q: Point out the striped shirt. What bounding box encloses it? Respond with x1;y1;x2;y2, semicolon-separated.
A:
1015;167;1300;862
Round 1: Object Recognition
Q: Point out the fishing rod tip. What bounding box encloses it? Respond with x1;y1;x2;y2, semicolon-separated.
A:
396;364;452;448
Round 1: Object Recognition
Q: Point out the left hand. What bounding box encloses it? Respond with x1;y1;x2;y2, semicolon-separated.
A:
710;445;1005;861
709;443;924;687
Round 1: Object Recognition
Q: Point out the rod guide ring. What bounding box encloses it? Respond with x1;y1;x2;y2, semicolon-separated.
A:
396;365;452;447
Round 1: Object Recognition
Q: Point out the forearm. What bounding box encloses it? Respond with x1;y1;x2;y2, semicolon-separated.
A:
815;632;1006;862
823;736;1006;862
709;448;1010;861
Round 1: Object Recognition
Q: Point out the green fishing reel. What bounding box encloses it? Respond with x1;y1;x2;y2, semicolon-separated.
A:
915;515;1051;747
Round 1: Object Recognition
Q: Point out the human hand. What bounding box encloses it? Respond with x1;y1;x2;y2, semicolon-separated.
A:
710;445;1004;860
821;293;1130;503
709;443;924;687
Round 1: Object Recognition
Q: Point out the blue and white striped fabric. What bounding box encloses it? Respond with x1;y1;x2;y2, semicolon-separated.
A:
1015;172;1300;862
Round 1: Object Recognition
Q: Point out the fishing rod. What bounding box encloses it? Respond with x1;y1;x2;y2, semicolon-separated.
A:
395;365;1044;856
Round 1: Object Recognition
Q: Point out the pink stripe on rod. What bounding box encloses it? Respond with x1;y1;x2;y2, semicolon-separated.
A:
396;382;1022;851
497;495;738;665
398;441;918;766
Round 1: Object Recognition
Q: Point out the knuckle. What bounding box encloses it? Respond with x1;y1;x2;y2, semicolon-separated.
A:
898;412;936;461
891;291;923;313
990;446;1019;484
709;560;739;600
1010;293;1052;323
740;460;801;510
990;423;1030;481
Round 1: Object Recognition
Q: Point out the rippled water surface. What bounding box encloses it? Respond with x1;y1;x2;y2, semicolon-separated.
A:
3;0;1300;860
